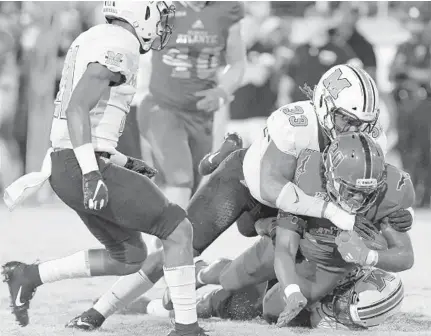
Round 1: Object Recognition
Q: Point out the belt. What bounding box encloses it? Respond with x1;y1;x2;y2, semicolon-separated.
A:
52;148;111;159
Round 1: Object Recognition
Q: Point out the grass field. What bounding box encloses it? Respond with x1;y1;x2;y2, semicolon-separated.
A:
1;204;431;336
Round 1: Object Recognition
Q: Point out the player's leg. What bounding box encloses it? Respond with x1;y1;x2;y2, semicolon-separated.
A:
188;148;255;255
55;149;202;333
198;236;276;290
2;212;147;328
138;96;193;209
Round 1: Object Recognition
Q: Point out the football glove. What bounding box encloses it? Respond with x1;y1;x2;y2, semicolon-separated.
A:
384;208;413;232
124;157;158;178
353;216;388;250
82;171;109;211
335;231;378;267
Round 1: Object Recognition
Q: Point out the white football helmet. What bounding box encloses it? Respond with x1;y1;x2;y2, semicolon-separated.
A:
313;64;380;140
102;1;175;52
312;267;404;329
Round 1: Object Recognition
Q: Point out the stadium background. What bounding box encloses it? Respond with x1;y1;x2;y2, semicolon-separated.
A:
0;2;431;336
0;1;430;208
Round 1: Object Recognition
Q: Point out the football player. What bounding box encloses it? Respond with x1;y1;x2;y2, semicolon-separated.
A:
2;2;207;336
194;132;414;330
139;1;246;209
64;64;412;330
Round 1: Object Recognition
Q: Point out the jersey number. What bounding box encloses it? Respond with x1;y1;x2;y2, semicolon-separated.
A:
165;47;222;80
54;45;80;119
281;105;308;127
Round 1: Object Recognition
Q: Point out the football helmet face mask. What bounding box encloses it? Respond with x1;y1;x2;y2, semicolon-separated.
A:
324;132;386;214
322;267;404;329
313;64;380;141
102;1;175;52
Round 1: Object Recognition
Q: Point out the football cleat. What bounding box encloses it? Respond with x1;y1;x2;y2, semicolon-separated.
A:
198;132;243;176
196;288;232;319
2;261;39;327
276;291;308;328
65;308;105;331
167;322;209;336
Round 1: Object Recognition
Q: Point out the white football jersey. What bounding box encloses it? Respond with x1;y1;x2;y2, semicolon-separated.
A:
50;24;140;151
243;100;387;206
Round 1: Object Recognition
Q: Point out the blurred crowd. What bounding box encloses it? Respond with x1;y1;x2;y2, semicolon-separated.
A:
0;1;430;208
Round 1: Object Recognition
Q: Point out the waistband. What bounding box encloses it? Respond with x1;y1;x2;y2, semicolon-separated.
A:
52;147;111;159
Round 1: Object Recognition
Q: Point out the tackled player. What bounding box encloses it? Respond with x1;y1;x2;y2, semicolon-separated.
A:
2;2;207;336
195;132;414;330
63;64;413;331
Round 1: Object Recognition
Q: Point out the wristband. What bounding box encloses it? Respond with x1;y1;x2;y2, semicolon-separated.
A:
74;143;99;175
365;250;379;267
284;284;301;298
276;182;326;218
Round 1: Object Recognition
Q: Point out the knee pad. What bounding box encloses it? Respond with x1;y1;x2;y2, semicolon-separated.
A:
236;211;258;237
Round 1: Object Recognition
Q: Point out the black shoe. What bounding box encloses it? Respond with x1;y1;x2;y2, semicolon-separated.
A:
65;308;105;331
167;322;209;336
198;133;243;176
2;261;39;327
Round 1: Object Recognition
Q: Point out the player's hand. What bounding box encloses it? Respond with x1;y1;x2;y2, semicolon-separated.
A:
384;208;413;232
82;171;109;210
124;156;158;178
255;217;278;239
335;231;371;266
277;290;308;328
323;202;355;231
195;86;232;113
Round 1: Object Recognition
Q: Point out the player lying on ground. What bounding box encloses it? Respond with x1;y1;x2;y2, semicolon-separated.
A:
62;64;412;330
2;2;208;336
190;132;414;329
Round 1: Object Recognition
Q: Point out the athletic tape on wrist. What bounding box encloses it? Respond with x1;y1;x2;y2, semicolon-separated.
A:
74;143;99;175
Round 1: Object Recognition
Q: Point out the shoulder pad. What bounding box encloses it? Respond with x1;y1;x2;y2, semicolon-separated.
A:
267;101;316;157
84;26;139;77
370;165;415;221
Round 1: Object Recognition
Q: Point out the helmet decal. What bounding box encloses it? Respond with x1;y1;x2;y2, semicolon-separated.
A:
323;68;352;99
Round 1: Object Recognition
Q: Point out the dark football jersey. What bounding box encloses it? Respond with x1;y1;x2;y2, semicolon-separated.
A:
149;1;243;113
292;149;415;269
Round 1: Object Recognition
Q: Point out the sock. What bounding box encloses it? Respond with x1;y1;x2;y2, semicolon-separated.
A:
163;265;197;325
94;270;154;318
38;250;91;284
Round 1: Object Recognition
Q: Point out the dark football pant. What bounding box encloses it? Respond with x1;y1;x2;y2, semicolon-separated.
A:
49;149;186;264
187;149;273;254
138;94;213;193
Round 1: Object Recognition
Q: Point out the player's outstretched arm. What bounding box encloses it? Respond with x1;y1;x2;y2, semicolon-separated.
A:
376;224;414;272
260;142;354;231
273;213;308;327
274;220;301;291
195;19;246;113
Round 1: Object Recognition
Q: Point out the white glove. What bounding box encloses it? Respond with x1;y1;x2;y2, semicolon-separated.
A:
323;202;355;231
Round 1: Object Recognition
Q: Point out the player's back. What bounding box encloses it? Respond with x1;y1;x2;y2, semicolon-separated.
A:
50;24;140;151
149;1;243;113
